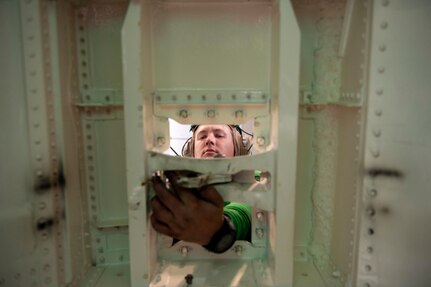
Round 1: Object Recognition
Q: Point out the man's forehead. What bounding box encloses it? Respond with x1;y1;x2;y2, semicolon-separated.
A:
195;124;230;134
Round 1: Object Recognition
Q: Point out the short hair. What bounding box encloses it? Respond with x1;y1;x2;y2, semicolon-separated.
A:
181;125;251;157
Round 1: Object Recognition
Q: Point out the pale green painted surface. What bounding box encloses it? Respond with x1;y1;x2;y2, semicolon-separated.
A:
153;2;272;90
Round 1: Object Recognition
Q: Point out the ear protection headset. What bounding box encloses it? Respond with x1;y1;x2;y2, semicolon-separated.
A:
181;125;253;157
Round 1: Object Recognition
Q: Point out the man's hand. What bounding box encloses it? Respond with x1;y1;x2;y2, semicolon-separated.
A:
150;171;225;245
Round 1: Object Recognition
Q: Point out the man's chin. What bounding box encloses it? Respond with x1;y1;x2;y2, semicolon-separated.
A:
202;151;217;158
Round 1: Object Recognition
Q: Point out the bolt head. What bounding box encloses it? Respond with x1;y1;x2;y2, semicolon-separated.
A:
179;110;188;119
157;137;166;146
257;137;265;146
235;110;244;118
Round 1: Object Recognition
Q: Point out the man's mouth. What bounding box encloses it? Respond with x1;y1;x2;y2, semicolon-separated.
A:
203;149;217;156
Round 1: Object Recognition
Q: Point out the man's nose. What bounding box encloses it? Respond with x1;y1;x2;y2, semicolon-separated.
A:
205;133;216;144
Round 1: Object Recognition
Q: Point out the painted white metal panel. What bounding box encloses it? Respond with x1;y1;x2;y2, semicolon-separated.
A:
122;2;150;287
0;0;64;286
358;1;431;287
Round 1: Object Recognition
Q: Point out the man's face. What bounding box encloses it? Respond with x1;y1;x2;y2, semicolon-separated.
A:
193;125;235;158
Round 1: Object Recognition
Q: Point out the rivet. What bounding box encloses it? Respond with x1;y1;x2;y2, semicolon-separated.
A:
332;270;341;278
372;128;381;137
256;228;264;239
99;257;105;263
379;44;386;52
157;137;166;146
216;93;221;100
39;202;46;210
375;109;382;116
37;170;43;177
201;95;207;101
367;246;374;253
232;94;237;100
376;88;384;95
36;154;42;161
257;137;265;146
234;245;243;256
45;277;52;284
187;94;192;101
378;67;385;74
235;110;243;118
172;95;177;101
43;264;50;271
380;21;388;29
365;265;372;272
28;35;34;41
246;92;252;99
15;273;21;280
364;283;371;287
370;148;380;158
368;189;377;197
207;110;215;118
180;246;189;257
256;211;264;221
179;110;188;119
366;207;376;217
382;0;389;6
156;95;161;102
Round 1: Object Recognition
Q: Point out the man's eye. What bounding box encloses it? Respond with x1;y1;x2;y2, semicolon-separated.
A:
198;135;207;140
215;133;225;138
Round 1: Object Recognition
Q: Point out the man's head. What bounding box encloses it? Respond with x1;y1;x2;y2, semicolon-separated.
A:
182;124;250;158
